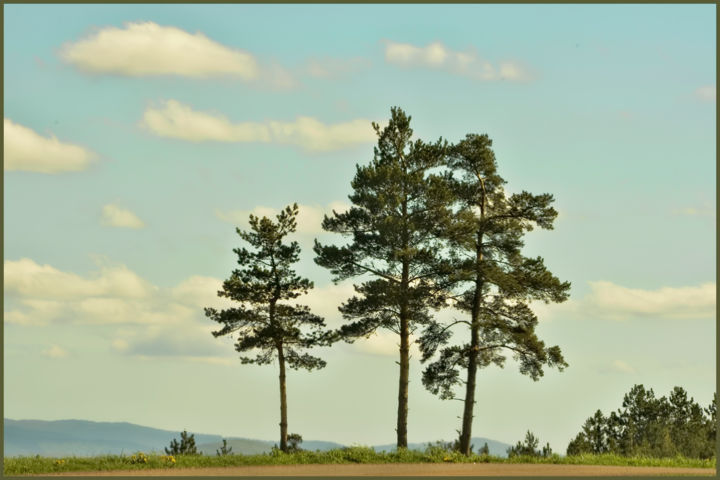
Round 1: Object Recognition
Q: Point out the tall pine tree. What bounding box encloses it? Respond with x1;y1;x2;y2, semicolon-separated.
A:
420;134;570;455
206;204;330;452
314;107;453;448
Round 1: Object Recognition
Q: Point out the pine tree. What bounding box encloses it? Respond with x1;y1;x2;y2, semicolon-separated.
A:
478;442;490;455
541;442;553;458
419;134;570;455
507;430;542;457
584;410;608;454
703;393;717;459
314;107;453;448
567;385;717;459
206;204;331;452
165;430;200;455
667;386;705;458
216;439;233;456
566;431;592;456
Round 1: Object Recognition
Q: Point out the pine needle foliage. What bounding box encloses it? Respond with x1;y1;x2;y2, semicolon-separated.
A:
419;133;571;455
567;385;717;459
314;107;455;448
206;203;332;452
165;430;199;456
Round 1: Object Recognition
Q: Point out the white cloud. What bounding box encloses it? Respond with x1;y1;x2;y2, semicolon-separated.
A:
216;202;351;235
384;40;531;82
4;118;95;173
101;204;145;229
141;100;376;152
170;275;235;310
583;281;715;320
268;117;376;152
4;258;154;300
42;345;69;359
4;256;436;361
4;257;236;363
141;100;271;143
60;21;259;79
694;85;716;102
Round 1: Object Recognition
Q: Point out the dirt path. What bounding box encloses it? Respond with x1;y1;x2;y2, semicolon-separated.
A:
46;463;716;476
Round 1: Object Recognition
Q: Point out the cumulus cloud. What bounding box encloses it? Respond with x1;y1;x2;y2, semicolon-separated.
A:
583;281;715;320
4;255;433;360
4;258;154;300
101;204;145;229
60;21;259;79
141;100;271;143
4;257;235;363
268;117;376;152
215;202;351;235
141;100;376;152
4;118;95;173
384;40;531;82
42;345;69;359
170;275;235;310
694;85;716;102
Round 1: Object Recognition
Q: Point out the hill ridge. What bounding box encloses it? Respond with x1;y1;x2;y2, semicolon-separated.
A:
4;418;510;457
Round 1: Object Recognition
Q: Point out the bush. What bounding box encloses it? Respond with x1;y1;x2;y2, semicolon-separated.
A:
287;433;303;452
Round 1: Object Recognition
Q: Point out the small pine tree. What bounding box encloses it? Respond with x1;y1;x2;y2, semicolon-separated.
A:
216;439;233;456
165;430;200;455
507;430;542;457
478;442;490;455
542;442;553;457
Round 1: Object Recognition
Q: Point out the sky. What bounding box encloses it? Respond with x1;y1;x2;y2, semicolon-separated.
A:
3;4;716;454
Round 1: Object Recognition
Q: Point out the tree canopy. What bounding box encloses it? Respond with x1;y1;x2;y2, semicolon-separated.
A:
206;203;331;451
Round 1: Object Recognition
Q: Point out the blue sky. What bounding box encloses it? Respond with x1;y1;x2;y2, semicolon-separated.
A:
3;4;716;453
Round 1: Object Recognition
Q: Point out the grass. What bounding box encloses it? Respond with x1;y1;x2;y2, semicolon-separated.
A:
3;448;716;476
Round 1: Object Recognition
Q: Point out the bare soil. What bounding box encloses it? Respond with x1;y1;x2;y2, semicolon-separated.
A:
46;463;716;476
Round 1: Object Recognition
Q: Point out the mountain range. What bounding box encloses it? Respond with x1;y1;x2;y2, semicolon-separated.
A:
4;418;510;458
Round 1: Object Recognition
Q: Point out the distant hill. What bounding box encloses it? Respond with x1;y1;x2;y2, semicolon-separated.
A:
4;418;508;458
4;419;221;457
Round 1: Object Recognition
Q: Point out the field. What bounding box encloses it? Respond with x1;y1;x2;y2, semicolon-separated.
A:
4;448;716;476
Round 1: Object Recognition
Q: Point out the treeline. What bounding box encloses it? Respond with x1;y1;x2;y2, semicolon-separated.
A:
567;385;716;459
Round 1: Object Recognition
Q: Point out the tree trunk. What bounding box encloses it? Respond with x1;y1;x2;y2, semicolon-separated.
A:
459;186;486;456
397;308;410;449
459;236;483;455
396;173;411;450
459;291;480;455
278;344;288;452
397;257;410;449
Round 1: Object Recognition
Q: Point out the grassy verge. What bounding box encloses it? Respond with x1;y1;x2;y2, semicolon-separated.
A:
3;448;716;476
